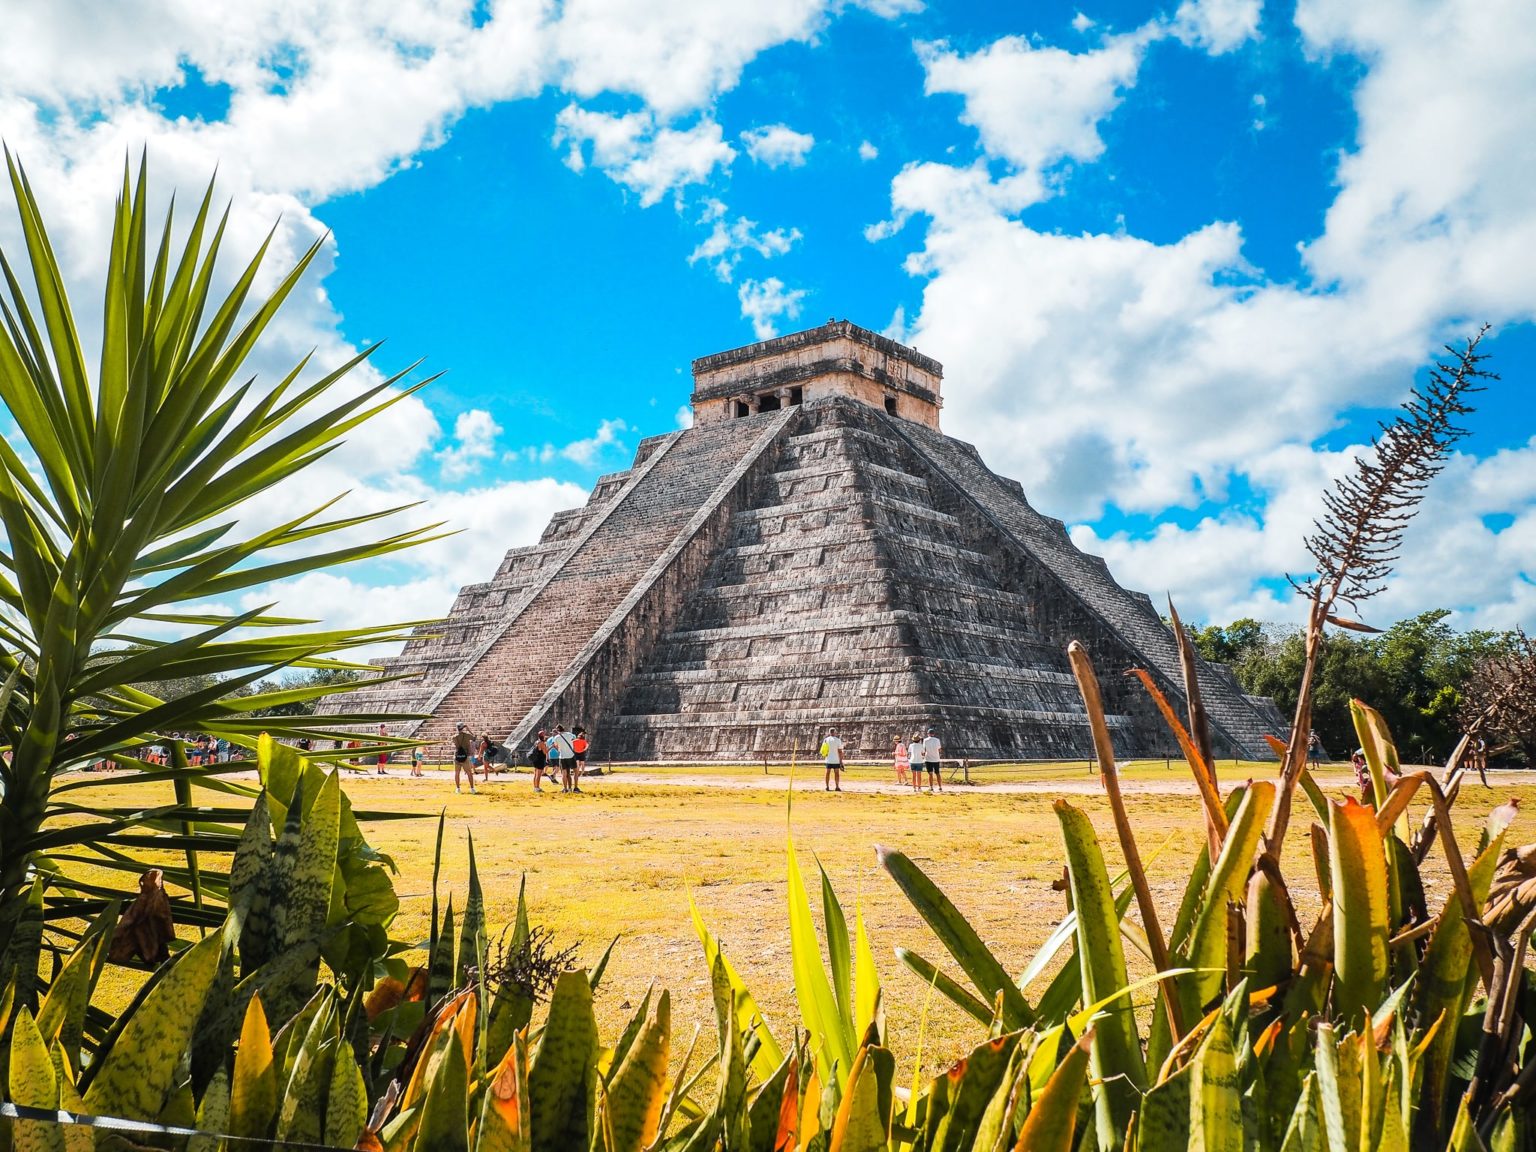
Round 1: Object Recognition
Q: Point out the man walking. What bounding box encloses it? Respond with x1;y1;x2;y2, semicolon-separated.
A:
822;727;845;792
922;727;943;793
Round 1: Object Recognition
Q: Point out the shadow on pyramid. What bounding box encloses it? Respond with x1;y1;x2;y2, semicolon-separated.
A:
318;321;1284;765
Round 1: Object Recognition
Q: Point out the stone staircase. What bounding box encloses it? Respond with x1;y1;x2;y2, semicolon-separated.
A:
886;418;1281;759
410;408;796;753
604;401;1138;761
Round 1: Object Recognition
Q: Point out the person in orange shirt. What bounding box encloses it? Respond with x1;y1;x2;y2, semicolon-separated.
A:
573;727;590;791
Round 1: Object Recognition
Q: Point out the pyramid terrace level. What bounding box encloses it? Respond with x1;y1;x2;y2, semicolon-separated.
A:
317;321;1283;762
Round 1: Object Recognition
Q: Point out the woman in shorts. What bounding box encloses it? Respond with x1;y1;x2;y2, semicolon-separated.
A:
530;731;549;793
573;727;589;788
452;723;478;795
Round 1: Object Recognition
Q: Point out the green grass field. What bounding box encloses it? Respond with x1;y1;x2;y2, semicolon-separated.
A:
78;759;1536;1078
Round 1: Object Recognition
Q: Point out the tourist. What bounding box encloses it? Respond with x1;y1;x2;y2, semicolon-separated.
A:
550;723;578;793
573;726;589;787
922;727;943;793
451;723;478;795
911;732;926;792
377;723;390;774
410;745;425;777
1352;746;1400;806
893;736;910;786
1307;729;1321;766
530;730;549;792
822;727;844;792
477;732;495;782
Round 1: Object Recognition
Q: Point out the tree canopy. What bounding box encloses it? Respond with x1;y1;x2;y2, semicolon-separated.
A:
1189;610;1525;763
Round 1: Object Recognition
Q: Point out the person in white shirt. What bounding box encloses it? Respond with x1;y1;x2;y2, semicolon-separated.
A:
549;723;578;793
922;728;943;793
822;728;845;792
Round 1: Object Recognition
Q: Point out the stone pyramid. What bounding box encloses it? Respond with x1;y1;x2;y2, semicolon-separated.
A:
320;321;1284;762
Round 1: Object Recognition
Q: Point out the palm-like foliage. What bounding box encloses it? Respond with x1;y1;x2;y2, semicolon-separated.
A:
0;151;441;986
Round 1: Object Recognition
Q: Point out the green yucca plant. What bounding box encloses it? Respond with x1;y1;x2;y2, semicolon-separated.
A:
0;151;443;987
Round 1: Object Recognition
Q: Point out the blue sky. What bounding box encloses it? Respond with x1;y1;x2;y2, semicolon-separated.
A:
1;0;1533;638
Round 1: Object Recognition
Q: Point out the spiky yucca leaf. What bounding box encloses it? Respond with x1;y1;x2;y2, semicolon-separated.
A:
0;151;437;976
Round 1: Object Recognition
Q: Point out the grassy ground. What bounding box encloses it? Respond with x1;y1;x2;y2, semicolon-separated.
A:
78;759;1536;1079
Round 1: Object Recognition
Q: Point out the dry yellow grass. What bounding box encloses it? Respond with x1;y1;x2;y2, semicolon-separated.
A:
75;759;1536;1079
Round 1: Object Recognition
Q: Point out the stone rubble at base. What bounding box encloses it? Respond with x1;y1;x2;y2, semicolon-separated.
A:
316;320;1285;763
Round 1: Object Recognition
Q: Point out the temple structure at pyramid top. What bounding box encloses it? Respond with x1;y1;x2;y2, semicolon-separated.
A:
318;320;1285;763
690;319;944;428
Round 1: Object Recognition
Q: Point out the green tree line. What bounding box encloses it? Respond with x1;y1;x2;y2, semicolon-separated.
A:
1189;608;1530;763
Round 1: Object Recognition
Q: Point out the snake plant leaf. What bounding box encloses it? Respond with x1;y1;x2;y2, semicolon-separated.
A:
458;832;485;987
971;1041;1025;1152
430;896;457;1006
1012;1030;1091;1152
528;970;598;1152
82;927;222;1121
714;951;752;1152
1189;1011;1242;1152
283;767;341;951
325;1048;368;1150
230;992;277;1141
820;860;854;1035
275;991;338;1146
829;1043;888;1152
9;1007;60;1132
414;1017;472;1152
746;1052;797;1152
1312;1023;1360;1152
877;845;1033;1030
789;837;853;1085
188;1067;230;1152
1135;1062;1191;1152
854;904;883;1046
1278;1074;1323;1152
607;986;655;1087
931;1031;1021;1152
1329;797;1390;1024
604;990;671;1152
477;1027;532;1152
1415;833;1506;1144
1053;799;1144;1150
689;894;784;1078
34;906;113;1076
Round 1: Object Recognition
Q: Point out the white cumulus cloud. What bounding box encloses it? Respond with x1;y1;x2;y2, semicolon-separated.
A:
554;105;736;207
741;123;816;167
918;32;1148;172
440;409;504;481
738;277;808;339
888;0;1536;626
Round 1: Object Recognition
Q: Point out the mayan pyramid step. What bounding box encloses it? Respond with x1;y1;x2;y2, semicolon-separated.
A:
318;320;1284;762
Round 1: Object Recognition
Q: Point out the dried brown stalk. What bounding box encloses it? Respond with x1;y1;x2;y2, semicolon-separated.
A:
1267;328;1495;854
1068;640;1183;1043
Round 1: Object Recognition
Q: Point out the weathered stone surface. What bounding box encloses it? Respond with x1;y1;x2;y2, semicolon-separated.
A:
318;321;1284;762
